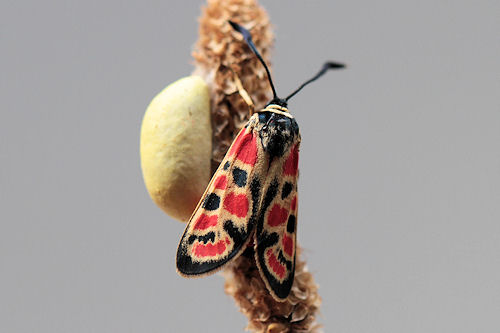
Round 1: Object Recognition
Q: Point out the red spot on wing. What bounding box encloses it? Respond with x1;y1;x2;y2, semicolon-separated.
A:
223;192;249;218
283;144;299;176
267;249;285;279
193;214;218;231
291;196;297;212
282;234;294;257
213;175;227;190
229;131;257;166
268;204;288;227
228;131;247;156
193;238;228;258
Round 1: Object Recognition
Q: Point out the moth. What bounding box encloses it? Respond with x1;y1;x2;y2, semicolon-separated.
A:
176;21;344;301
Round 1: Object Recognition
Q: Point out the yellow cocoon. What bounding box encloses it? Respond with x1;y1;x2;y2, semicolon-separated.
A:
140;76;212;222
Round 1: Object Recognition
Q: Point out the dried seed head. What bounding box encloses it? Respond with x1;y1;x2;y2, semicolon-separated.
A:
192;0;274;173
223;248;322;333
193;1;322;332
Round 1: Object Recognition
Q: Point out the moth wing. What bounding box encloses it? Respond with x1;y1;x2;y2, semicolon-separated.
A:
255;142;300;300
177;118;263;276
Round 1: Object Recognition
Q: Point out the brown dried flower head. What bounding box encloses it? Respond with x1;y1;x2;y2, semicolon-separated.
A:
192;1;322;332
192;0;274;173
223;248;323;333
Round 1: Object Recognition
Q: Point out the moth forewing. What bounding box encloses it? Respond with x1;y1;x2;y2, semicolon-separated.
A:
254;120;300;301
176;113;266;277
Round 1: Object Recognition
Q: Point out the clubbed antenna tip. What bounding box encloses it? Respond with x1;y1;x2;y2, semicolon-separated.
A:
285;61;346;101
326;61;346;69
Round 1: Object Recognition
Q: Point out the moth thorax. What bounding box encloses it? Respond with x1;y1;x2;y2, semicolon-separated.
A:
258;109;299;158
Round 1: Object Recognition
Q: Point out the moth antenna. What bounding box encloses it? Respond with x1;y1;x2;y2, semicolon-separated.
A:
285;62;345;102
229;21;279;101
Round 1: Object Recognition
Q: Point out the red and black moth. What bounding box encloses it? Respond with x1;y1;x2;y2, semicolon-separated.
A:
176;21;345;301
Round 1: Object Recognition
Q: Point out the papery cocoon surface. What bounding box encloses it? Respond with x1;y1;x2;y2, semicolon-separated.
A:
140;76;212;222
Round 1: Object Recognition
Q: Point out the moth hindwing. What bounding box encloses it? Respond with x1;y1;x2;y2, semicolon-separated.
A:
176;104;300;301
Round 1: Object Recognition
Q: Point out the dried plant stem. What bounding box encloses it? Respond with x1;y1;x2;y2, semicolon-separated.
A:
192;1;322;331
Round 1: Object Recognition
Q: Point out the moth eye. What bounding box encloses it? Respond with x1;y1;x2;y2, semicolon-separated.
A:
258;112;270;124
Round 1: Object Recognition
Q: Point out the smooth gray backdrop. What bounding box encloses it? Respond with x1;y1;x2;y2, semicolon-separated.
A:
2;1;499;332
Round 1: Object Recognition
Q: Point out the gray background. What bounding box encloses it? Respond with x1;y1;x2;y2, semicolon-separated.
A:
1;0;499;332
